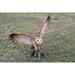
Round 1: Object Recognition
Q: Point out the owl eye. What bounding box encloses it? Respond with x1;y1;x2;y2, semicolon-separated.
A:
37;40;39;42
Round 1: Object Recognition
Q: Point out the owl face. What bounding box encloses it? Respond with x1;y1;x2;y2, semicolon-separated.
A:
35;37;42;45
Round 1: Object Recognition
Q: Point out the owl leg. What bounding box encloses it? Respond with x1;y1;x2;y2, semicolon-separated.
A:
27;44;44;58
37;46;45;58
30;45;38;57
30;45;44;58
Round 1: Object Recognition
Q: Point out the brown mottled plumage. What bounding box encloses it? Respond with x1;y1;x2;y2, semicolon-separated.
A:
9;15;51;57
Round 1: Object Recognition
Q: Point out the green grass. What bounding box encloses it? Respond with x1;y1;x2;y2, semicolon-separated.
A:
0;13;75;62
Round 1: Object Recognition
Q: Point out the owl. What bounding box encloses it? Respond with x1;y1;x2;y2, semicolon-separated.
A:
9;15;51;58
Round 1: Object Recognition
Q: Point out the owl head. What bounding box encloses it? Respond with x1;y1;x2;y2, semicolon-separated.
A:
35;37;42;45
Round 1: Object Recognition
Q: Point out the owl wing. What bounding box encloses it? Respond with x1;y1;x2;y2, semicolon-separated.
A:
37;15;51;38
9;32;33;45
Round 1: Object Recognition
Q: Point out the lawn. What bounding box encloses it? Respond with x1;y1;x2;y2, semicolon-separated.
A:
0;13;75;62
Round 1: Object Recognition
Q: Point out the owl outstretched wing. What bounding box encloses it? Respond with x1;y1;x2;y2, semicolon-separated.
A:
37;15;51;38
9;16;50;45
9;32;33;45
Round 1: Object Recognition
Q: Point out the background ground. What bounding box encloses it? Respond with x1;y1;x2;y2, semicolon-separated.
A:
0;13;75;62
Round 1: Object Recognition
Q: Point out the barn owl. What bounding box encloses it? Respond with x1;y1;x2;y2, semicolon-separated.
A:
9;15;51;58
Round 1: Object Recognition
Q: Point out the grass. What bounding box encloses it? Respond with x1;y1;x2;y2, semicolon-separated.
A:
0;13;75;62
